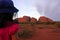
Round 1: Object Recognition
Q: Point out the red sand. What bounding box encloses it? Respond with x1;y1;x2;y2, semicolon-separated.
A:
12;27;60;40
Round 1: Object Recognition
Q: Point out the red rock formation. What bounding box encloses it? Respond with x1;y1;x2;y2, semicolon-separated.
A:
18;18;23;22
38;16;53;22
23;16;30;22
18;16;30;22
30;17;37;23
17;16;53;23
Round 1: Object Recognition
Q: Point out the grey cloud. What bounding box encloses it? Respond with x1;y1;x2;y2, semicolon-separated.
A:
35;0;60;21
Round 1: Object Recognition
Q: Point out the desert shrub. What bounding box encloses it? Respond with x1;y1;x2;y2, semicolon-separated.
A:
51;22;56;24
34;21;41;24
52;29;60;33
19;22;24;24
17;30;34;38
38;26;44;29
45;22;50;24
56;23;60;28
15;26;34;39
19;22;30;24
30;22;34;26
44;22;54;25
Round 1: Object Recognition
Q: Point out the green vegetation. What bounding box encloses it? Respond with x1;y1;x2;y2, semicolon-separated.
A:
34;21;40;24
45;22;51;24
17;30;34;38
18;22;55;25
19;22;30;24
43;22;55;25
56;23;60;28
52;29;60;33
38;27;44;29
16;26;34;38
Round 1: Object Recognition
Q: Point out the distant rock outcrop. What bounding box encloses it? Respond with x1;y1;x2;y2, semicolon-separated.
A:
18;16;30;22
18;18;23;22
30;17;37;23
16;16;53;23
38;16;53;22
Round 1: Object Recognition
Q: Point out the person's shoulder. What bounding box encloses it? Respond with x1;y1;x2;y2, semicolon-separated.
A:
12;22;18;27
8;21;19;35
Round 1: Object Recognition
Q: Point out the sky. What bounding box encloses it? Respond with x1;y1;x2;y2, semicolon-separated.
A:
12;0;60;21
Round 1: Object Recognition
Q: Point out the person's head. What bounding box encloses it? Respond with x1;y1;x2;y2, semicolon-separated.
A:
0;13;13;21
0;0;19;27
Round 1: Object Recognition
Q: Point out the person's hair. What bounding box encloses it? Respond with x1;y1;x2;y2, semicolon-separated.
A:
0;13;18;28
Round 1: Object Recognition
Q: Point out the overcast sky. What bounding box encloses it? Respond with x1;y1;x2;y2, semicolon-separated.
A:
12;0;60;21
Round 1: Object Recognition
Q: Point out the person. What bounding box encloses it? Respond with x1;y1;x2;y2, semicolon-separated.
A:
0;0;19;40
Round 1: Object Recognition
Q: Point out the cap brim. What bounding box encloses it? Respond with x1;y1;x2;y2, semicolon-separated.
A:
0;7;19;13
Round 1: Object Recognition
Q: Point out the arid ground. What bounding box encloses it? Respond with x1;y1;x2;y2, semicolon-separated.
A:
12;21;60;40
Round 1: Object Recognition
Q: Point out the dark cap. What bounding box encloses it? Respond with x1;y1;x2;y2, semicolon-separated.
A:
0;0;19;13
